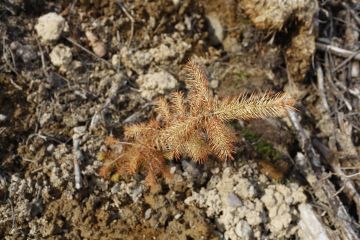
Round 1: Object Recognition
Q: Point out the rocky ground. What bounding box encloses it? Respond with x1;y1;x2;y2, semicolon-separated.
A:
0;0;359;239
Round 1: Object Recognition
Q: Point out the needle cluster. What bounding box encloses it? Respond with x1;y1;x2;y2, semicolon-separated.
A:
99;59;295;187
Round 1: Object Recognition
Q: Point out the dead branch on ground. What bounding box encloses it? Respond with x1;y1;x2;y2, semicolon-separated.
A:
288;110;359;239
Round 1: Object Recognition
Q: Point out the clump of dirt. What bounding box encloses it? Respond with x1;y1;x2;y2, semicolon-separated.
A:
185;163;307;239
239;0;318;82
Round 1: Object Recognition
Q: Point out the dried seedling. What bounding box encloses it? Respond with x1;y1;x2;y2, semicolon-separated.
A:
99;59;295;187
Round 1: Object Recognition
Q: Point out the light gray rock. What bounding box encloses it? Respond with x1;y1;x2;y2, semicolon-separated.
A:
298;203;330;240
0;114;7;122
144;208;152;220
227;192;242;208
235;220;253;239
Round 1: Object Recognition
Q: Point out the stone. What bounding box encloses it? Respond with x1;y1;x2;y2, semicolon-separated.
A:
0;114;7;122
227;192;242;208
235;220;253;239
144;208;152;220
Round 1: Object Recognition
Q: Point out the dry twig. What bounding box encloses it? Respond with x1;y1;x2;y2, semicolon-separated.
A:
316;62;360;218
116;1;134;46
8;199;15;231
316;42;360;61
66;37;112;67
35;37;49;79
1;36;23;90
313;138;360;218
72;128;85;190
288;110;359;239
341;2;360;27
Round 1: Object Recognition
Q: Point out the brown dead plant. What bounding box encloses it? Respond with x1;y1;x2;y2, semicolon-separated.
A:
99;59;295;187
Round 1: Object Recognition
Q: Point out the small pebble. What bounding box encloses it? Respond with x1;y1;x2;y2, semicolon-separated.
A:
235;220;252;239
144;208;152;220
210;79;219;89
227;192;242;208
0;114;7;122
174;213;182;220
211;167;220;174
46;144;55;153
111;54;121;66
170;166;177;174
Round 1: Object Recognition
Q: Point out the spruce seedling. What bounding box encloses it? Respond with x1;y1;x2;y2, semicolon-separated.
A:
99;59;295;187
